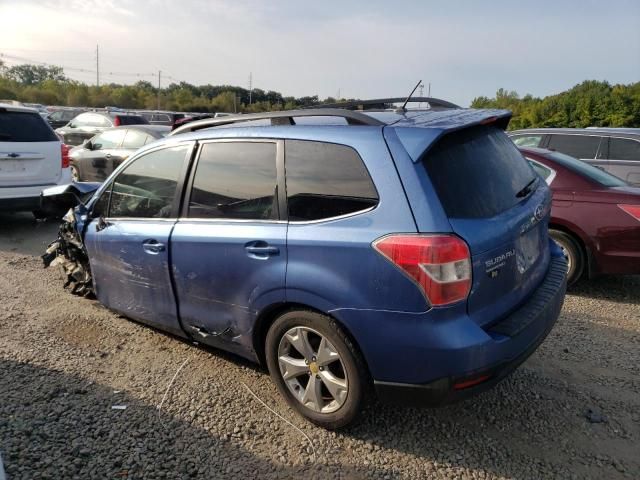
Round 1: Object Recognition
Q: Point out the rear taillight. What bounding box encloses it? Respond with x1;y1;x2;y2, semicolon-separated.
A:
61;143;70;168
373;234;472;306
618;204;640;222
114;116;121;126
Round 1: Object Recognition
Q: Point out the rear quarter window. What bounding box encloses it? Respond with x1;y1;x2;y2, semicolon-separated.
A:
0;110;58;142
285;140;379;221
422;126;536;219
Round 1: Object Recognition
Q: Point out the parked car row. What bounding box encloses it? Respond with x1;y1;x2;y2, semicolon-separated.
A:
2;97;638;430
509;128;640;186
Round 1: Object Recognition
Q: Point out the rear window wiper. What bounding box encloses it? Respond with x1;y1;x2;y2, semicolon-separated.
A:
516;178;537;198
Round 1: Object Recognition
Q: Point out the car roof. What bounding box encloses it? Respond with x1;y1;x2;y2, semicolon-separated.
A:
509;127;640;139
0;103;40;113
166;107;511;163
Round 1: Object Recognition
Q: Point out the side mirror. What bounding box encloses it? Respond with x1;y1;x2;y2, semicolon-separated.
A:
68;122;76;128
83;140;93;150
96;216;109;232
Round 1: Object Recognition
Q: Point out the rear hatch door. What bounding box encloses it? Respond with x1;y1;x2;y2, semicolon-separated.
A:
0;108;62;187
420;125;551;327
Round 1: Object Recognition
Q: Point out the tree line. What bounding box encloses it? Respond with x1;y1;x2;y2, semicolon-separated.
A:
0;62;329;113
471;80;640;129
1;62;639;127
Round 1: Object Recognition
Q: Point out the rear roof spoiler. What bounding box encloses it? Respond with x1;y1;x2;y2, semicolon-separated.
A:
391;109;512;162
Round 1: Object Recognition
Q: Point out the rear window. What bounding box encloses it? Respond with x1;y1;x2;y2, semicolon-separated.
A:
117;115;149;125
0;110;58;142
545;151;626;187
422;126;536;218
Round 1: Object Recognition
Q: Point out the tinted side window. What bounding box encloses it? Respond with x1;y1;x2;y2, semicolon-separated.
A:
188;142;278;220
511;135;542;147
0;111;58;142
547;134;600;158
93;129;126;149
121;129;149;149
609;138;640;161
118;115;147;125
285;140;378;221
109;145;188;218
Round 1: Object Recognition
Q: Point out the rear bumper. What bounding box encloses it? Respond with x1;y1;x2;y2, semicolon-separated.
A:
331;248;567;407
0;169;72;212
373;254;567;406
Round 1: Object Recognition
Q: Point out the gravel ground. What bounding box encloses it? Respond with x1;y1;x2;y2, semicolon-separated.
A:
0;212;638;480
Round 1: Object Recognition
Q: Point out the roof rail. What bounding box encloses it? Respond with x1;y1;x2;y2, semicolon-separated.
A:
169;108;384;135
305;97;460;111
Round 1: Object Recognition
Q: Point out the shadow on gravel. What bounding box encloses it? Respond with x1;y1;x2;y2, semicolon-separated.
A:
0;212;59;257
0;359;388;480
569;274;640;306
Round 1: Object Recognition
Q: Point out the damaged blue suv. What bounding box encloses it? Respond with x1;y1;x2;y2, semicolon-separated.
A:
42;98;567;429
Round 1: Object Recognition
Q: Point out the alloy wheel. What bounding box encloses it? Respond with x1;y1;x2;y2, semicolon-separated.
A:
277;326;348;413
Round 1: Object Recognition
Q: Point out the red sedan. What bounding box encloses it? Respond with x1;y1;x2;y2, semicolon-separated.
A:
520;147;640;285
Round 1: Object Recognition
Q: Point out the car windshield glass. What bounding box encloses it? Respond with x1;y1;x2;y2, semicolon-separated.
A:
546;151;627;187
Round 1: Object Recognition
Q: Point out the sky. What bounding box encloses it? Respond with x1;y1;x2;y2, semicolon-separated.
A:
0;0;639;106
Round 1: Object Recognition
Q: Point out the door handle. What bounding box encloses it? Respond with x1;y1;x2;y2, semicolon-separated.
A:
244;242;279;259
142;239;165;254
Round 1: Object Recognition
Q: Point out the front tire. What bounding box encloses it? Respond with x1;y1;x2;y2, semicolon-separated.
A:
550;229;584;286
265;310;368;429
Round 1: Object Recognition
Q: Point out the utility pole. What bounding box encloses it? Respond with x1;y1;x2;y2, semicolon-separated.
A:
96;44;99;87
337;88;341;100
418;82;424;97
157;70;161;110
248;72;252;105
428;82;431;97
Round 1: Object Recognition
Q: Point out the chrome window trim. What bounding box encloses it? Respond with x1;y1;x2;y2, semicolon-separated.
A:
177;218;287;224
526;157;556;186
288;205;377;225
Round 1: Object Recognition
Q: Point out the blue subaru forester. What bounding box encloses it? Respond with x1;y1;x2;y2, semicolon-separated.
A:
43;100;567;429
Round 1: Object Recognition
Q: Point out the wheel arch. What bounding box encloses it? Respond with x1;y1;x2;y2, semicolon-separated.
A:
548;221;595;279
252;301;371;382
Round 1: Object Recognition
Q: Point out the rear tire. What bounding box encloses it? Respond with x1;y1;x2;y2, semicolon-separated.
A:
265;310;368;429
550;229;584;286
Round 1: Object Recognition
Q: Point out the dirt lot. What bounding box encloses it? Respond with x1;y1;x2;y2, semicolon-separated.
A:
0;212;638;480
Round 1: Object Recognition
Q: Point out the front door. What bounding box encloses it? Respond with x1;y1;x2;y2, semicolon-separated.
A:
84;143;193;337
171;140;287;352
83;129;127;181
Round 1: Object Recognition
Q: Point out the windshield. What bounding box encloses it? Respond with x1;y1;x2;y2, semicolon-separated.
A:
546;151;627;187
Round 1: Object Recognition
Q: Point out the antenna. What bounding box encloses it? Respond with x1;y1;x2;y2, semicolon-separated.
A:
397;80;422;112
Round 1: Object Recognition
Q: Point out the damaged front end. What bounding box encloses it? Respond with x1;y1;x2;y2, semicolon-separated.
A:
41;183;100;297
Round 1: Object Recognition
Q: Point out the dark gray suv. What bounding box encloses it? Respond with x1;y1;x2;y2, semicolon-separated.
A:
509;128;640;186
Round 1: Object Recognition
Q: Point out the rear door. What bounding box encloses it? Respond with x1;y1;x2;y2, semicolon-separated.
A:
84;143;192;337
0;108;61;187
420;126;551;327
547;133;607;170
607;137;640;185
171;140;286;346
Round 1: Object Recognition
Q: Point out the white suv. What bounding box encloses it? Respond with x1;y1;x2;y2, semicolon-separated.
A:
0;103;72;216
